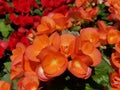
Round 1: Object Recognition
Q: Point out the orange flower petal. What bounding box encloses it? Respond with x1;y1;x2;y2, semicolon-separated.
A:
80;41;95;55
75;0;87;7
49;32;61;50
52;13;72;30
80;28;100;46
18;75;39;90
37;16;56;34
88;48;102;66
38;46;68;77
10;42;25;61
37;23;50;34
110;72;120;89
72;54;93;66
42;53;68;77
0;81;11;90
10;55;24;80
107;29;120;44
111;52;120;68
115;41;120;53
25;45;40;62
23;55;39;75
36;65;50;81
68;59;92;79
60;34;75;57
25;34;49;62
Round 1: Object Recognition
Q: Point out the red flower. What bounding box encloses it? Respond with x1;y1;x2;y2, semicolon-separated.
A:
0;46;4;59
0;0;11;15
12;0;38;13
8;28;31;50
9;14;33;27
43;5;69;15
41;0;72;10
0;40;8;59
10;14;41;28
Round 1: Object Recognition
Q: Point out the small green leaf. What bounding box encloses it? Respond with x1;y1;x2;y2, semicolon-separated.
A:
64;87;70;90
12;79;18;90
85;83;99;90
1;72;10;83
0;22;13;38
70;26;81;31
4;62;11;72
65;76;71;81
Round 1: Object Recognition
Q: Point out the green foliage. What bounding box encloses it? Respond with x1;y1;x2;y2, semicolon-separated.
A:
0;22;13;38
31;8;43;16
92;55;114;89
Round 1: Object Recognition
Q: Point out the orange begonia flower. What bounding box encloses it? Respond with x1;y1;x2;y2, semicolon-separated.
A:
52;13;72;31
107;29;120;44
37;16;56;34
25;34;49;62
80;28;100;47
18;75;39;90
110;72;120;89
68;58;92;79
60;33;75;57
10;43;26;80
0;81;11;90
37;46;68;79
70;35;101;66
111;52;120;68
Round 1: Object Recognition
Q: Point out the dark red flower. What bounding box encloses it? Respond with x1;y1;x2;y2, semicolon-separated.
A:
8;28;31;50
43;5;69;15
32;16;41;29
10;14;33;27
21;37;31;47
41;0;72;10
9;14;41;28
0;46;5;59
0;0;11;15
12;0;38;13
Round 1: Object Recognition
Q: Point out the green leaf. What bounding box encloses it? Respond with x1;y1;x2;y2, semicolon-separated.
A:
1;72;10;83
64;87;70;90
70;26;81;31
0;22;13;38
85;83;99;90
4;62;11;72
92;55;114;89
12;79;18;90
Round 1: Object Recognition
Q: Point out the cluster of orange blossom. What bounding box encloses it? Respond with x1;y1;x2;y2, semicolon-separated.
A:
9;14;120;89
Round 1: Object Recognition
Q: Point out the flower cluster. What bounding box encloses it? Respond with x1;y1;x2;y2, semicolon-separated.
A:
1;0;120;90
